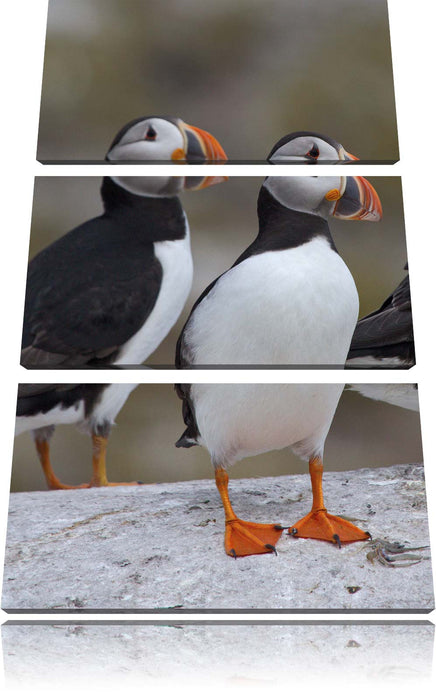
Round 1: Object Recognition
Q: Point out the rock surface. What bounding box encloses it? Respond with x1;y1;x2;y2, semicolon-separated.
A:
2;464;433;611
2;623;433;687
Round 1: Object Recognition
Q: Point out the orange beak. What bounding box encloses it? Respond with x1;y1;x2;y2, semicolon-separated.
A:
184;174;228;190
176;121;228;189
343;150;359;161
174;120;228;164
333;176;383;221
183;123;228;162
188;175;228;190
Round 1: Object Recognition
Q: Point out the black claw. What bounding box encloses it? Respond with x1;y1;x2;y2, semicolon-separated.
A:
333;534;342;548
365;531;372;540
137;481;144;485
275;524;294;531
265;544;278;556
229;548;237;559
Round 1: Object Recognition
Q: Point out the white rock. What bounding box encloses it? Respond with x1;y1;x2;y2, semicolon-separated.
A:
2;464;433;611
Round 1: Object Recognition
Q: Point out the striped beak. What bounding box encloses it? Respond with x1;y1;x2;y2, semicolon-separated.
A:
333;176;383;222
184;122;228;163
172;121;228;163
183;175;228;191
172;121;228;189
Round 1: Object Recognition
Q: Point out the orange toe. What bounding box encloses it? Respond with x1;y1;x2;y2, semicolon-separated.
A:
46;478;90;490
289;509;370;546
87;480;144;488
224;519;283;558
48;479;143;490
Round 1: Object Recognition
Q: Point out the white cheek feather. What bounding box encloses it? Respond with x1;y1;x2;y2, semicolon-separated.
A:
15;401;86;436
191;383;345;468
108;119;185;162
116;219;193;365
185;238;358;366
272;141;339;161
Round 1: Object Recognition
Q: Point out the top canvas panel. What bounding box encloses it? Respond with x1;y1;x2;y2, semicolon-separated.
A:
37;0;399;164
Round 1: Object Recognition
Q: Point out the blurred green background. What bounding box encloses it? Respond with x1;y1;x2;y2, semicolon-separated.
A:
11;384;422;492
37;0;398;161
26;175;409;366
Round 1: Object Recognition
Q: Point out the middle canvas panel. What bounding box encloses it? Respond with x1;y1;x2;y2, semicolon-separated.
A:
22;175;412;369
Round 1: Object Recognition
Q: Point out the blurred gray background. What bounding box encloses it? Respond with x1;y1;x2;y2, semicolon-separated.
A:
26;175;409;366
11;384;422;492
37;0;398;161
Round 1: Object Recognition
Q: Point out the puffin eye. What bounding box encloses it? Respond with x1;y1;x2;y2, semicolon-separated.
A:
306;144;320;160
145;125;157;141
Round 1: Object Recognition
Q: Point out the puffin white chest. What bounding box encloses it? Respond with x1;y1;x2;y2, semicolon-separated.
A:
185;237;359;366
192;383;345;468
116;225;193;364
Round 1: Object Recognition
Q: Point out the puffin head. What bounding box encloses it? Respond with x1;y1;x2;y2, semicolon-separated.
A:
106;115;227;164
264;175;382;221
105;115;228;196
267;131;358;163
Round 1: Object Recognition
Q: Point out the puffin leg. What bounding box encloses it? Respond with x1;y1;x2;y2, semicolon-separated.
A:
289;456;370;545
88;434;142;488
35;436;87;490
215;466;283;557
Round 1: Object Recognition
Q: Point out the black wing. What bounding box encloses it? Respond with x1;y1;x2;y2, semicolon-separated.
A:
22;215;163;367
174;383;201;447
17;384;107;418
347;274;415;365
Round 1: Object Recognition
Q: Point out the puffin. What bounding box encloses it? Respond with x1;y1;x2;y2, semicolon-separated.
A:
18;115;227;489
15;384;138;489
22;116;227;369
346;267;414;368
267;130;359;163
176;173;382;557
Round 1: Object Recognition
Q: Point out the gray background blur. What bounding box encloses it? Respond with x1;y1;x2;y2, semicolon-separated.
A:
37;0;398;161
11;385;422;492
26;175;409;366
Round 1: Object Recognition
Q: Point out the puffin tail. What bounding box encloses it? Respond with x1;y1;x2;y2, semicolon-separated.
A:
175;429;198;449
175;383;201;449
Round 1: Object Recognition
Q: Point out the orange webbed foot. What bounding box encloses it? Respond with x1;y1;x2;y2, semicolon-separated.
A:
47;480;89;490
289;509;370;547
225;519;283;558
47;479;143;490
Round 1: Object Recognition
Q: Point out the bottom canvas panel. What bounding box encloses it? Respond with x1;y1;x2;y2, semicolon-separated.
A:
4;383;433;611
2;623;433;688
